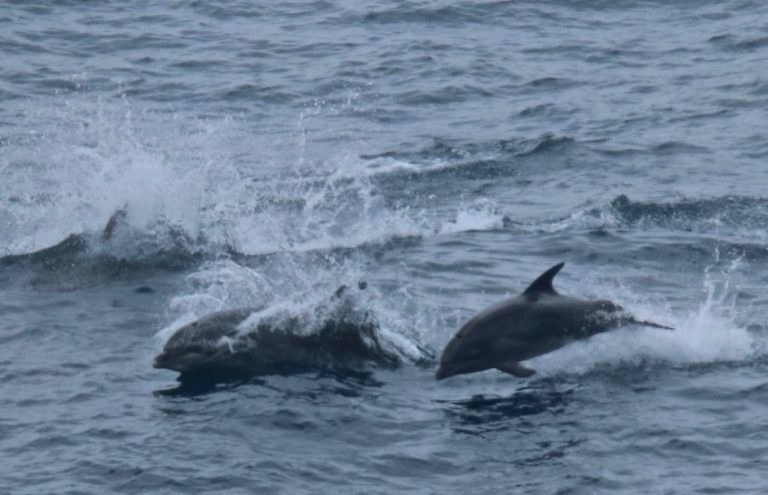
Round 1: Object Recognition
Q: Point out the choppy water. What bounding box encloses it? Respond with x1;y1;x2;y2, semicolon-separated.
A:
3;1;768;493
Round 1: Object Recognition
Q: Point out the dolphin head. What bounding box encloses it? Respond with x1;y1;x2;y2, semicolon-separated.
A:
576;299;631;336
153;309;251;373
153;331;241;373
153;344;219;373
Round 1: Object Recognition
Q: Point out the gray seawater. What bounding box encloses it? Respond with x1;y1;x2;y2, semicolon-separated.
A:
2;1;768;493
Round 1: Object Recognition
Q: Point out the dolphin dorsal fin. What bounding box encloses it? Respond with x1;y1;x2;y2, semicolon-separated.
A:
522;262;565;297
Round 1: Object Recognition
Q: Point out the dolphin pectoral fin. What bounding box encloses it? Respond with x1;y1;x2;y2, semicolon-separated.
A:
496;361;536;378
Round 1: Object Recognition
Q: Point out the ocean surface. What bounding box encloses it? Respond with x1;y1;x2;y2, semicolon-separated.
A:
2;1;768;493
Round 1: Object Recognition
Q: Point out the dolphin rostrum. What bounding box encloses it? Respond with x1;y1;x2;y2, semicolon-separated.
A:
435;262;673;380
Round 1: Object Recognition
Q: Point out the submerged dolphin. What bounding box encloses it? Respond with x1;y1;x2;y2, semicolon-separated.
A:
1;207;128;266
154;284;401;382
436;262;673;380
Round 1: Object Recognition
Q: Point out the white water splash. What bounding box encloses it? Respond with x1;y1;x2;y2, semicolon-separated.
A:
155;259;274;343
2;96;519;260
515;203;621;234
0;98;239;255
438;199;506;235
532;257;756;375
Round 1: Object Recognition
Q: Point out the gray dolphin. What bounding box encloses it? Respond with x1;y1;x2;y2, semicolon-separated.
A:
435;262;673;380
154;284;401;381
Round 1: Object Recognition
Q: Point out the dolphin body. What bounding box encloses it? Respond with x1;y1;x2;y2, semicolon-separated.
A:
154;285;401;382
435;262;672;380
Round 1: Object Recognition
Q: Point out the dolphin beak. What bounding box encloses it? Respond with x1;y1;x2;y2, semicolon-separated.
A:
435;365;451;381
153;353;167;369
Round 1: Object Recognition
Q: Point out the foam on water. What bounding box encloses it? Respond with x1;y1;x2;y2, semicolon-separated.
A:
362;155;470;177
171;260;272;313
227;166;426;254
437;198;506;235
529;204;621;233
224;151;512;256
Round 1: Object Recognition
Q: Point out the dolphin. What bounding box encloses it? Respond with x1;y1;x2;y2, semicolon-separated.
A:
154;284;401;382
435;262;673;380
1;207;128;266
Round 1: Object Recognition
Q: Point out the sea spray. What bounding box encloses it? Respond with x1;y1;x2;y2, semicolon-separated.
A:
531;256;756;376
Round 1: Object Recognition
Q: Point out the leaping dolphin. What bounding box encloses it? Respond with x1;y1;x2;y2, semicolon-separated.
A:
435;262;673;380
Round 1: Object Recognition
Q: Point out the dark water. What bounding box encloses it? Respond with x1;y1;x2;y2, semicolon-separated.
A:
3;1;768;493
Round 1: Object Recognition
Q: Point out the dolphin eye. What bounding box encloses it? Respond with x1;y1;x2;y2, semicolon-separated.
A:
183;345;211;355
